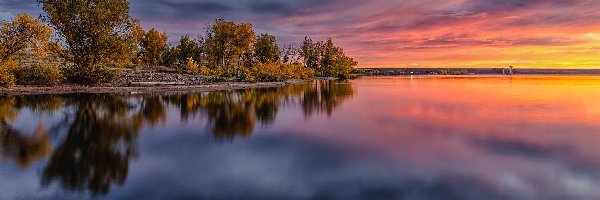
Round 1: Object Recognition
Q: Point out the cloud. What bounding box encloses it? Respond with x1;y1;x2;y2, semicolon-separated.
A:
0;0;40;20
2;0;600;67
247;1;292;15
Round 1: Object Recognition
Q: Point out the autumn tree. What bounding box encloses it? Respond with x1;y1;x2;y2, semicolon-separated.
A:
299;37;356;78
321;38;356;78
254;33;280;63
139;28;168;66
0;13;53;87
204;19;256;76
0;13;53;64
329;54;357;78
320;38;340;75
126;23;145;65
37;0;139;84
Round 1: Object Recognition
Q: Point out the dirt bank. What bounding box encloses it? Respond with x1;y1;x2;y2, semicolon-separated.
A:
0;80;309;95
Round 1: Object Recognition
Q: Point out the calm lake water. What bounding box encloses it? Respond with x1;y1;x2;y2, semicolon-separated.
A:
1;76;600;200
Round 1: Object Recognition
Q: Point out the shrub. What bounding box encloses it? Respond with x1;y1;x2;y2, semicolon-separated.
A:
63;66;117;85
251;62;282;82
0;60;18;87
281;63;315;80
251;62;315;82
240;67;256;82
199;65;210;76
14;63;64;86
172;61;186;73
186;57;199;74
0;69;16;87
324;56;355;78
197;61;314;82
200;66;226;81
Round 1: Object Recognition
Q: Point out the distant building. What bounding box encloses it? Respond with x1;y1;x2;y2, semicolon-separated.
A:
502;66;514;75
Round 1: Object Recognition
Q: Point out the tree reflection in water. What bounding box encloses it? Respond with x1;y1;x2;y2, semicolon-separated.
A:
163;80;354;140
0;80;354;196
302;80;354;118
1;122;52;169
40;94;142;196
0;96;62;169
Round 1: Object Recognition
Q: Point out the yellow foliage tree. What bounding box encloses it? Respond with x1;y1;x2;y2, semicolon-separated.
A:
0;60;17;87
204;19;256;76
186;57;200;74
140;28;168;66
38;0;139;84
0;13;53;87
0;13;53;64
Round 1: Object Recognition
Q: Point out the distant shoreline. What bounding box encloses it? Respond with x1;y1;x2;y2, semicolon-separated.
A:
3;71;600;95
354;68;600;76
0;80;310;95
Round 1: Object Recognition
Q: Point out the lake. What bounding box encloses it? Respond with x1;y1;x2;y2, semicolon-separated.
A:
1;76;600;200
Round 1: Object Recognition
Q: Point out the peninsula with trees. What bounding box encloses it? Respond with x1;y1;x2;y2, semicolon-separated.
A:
0;0;357;94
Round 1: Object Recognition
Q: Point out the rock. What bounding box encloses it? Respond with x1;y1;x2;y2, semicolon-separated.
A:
116;70;208;86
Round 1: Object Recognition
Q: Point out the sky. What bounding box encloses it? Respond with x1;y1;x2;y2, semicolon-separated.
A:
1;0;600;68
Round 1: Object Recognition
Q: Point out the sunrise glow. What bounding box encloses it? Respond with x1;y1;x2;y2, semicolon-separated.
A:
2;0;599;69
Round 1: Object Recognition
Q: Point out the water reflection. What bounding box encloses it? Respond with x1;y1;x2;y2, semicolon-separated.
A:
162;80;354;140
0;80;354;196
0;96;61;169
302;80;354;118
40;94;142;196
6;76;598;199
0;122;52;169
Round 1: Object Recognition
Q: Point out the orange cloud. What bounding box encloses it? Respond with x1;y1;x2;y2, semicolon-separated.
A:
3;0;600;68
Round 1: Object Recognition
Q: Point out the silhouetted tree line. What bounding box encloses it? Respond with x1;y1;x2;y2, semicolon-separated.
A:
0;0;357;86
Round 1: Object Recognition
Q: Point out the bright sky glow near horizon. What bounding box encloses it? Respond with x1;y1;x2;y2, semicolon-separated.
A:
2;0;600;68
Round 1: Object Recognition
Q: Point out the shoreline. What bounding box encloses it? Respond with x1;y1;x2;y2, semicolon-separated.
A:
8;73;599;95
354;68;600;76
0;80;310;95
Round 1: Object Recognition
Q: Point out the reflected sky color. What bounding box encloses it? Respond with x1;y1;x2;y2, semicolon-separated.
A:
2;0;600;68
1;77;600;199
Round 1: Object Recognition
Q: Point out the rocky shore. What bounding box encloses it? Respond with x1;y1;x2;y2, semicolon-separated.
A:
115;70;209;86
1;70;310;95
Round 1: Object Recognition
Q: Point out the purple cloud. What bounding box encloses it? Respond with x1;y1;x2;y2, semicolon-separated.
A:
2;0;600;67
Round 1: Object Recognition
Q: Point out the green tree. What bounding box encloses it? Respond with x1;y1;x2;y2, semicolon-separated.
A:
140;28;168;66
161;45;180;67
177;35;201;65
320;38;339;74
320;38;356;78
330;54;357;78
300;36;322;70
299;37;356;78
254;33;280;63
37;0;139;84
